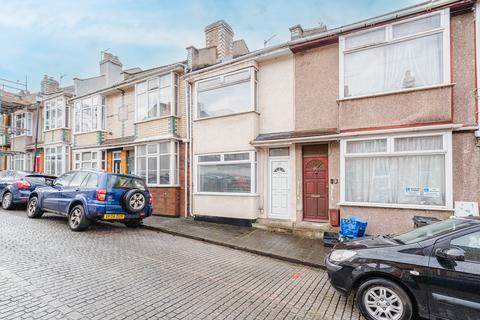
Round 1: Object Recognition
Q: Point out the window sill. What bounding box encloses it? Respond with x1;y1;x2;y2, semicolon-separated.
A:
194;192;259;197
337;83;455;103
12;135;32;138
44;127;70;133
73;130;106;135
194;110;259;122
338;201;454;211
134;115;178;125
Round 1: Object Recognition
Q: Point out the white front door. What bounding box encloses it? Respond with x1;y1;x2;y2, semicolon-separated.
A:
269;158;290;218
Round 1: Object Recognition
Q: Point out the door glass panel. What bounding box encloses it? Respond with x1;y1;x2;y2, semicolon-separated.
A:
451;231;480;262
69;172;89;187
54;173;75;187
82;173;99;188
269;148;289;157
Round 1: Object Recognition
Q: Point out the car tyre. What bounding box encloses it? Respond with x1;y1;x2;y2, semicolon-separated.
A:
2;192;13;210
124;220;142;228
356;278;413;320
26;196;43;218
68;205;90;232
121;189;147;214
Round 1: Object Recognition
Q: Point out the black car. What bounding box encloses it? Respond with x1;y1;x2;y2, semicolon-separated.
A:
326;217;480;320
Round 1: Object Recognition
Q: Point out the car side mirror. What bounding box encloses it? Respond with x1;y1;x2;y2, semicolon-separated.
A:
435;247;465;261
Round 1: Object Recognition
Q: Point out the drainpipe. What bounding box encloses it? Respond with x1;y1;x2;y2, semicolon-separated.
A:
32;95;42;172
183;65;189;217
188;82;193;217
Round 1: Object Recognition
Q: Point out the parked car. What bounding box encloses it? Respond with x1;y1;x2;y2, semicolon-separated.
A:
326;217;480;320
0;171;56;210
26;170;153;231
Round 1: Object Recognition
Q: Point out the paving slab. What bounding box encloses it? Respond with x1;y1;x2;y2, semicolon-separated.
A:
143;216;329;268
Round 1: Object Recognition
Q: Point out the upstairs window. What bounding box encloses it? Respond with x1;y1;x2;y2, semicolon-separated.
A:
135;73;177;122
196;68;257;119
340;10;449;98
45;97;68;130
13;112;32;137
74;96;105;133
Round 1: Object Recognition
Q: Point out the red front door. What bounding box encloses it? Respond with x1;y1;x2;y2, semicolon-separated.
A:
303;156;329;221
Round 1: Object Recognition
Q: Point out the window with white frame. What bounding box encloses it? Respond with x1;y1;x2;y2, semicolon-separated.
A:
135;141;178;185
197;151;256;194
341;133;451;208
10;153;32;171
135;73;177;121
74;151;106;170
13;112;32;136
196;68;257;119
45;97;68;130
74;95;104;133
340;10;449;98
44;146;68;175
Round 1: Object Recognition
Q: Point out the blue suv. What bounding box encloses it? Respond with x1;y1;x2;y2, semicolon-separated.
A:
27;170;153;231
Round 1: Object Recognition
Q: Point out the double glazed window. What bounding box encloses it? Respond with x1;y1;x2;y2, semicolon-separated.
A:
196;68;257;119
10;153;32;171
74;96;105;133
340;10;449;98
197;151;256;194
135;73;177;121
74;151;106;170
135;141;178;186
341;133;451;208
44;146;68;175
13;112;32;136
45;97;68;130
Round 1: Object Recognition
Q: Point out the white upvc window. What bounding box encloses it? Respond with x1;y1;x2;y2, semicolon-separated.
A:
74;151;106;170
196;151;257;194
10;153;32;171
73;95;105;133
135;73;177;122
339;9;450;98
340;132;452;209
135;141;179;186
45;97;68;130
196;68;257;119
13;112;32;137
44;145;68;175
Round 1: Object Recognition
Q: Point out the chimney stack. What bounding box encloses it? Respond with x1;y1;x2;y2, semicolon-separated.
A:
205;20;234;62
40;75;60;95
99;51;123;86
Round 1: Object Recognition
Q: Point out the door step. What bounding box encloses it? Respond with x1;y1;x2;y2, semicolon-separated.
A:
253;218;337;239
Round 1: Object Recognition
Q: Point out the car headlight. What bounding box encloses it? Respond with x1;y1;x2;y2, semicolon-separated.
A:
329;250;357;263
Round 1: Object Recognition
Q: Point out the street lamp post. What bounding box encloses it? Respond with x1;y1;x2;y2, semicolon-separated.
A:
32;94;42;172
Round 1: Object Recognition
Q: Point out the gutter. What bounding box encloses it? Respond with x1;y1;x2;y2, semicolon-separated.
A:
251;124;462;147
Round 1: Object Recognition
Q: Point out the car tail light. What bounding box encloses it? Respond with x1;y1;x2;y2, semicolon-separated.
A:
96;189;107;201
16;180;31;189
149;194;153;205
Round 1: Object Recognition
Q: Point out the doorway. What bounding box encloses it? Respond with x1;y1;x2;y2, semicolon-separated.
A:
268;148;290;219
303;148;329;221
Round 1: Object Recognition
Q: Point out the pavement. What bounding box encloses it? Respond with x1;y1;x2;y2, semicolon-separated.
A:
142;216;329;269
0;208;364;320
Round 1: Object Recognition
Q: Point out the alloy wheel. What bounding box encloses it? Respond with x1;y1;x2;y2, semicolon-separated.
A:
27;198;37;214
2;193;11;209
363;286;404;320
129;193;145;210
69;208;82;228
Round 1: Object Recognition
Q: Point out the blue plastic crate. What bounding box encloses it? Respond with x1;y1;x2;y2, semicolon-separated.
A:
339;216;368;238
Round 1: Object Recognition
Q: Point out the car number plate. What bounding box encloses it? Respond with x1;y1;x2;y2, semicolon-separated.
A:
104;214;125;220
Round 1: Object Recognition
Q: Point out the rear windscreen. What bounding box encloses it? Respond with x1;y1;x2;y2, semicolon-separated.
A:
108;175;147;191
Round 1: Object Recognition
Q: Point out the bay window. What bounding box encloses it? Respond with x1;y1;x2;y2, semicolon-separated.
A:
14;112;32;137
74;96;104;133
340;10;449;98
45;97;68;130
197;151;256;194
341;133;452;208
135;141;178;186
74;151;106;170
10;153;32;171
135;73;177;121
196;68;257;119
44;146;68;175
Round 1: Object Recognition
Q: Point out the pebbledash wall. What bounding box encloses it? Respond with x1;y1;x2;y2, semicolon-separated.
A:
287;4;480;234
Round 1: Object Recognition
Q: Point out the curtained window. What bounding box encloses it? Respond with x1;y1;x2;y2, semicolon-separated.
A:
340;10;449;98
342;134;450;207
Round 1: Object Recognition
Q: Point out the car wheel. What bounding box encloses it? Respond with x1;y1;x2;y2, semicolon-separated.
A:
124;220;142;228
2;192;13;210
68;205;90;232
122;189;147;214
356;278;413;320
26;197;43;218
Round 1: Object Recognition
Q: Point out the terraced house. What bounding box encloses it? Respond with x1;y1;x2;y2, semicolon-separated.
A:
71;52;188;216
187;0;480;235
